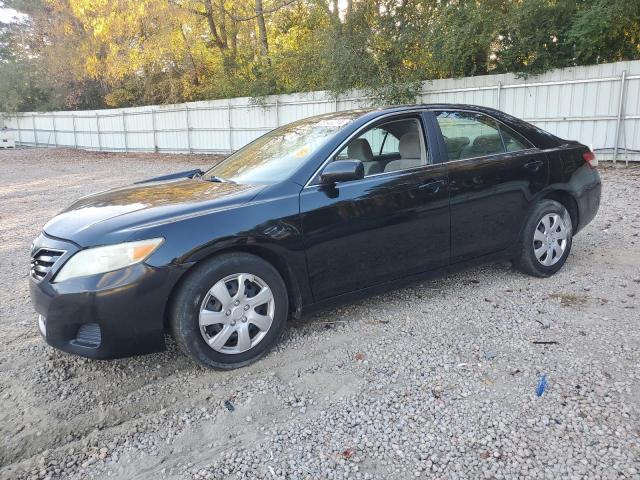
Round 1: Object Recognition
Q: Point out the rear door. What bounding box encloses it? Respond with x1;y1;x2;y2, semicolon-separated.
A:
433;110;549;263
300;112;450;300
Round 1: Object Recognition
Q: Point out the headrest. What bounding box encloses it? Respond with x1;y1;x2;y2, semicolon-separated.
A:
347;138;373;162
471;134;502;154
444;137;470;151
399;132;421;159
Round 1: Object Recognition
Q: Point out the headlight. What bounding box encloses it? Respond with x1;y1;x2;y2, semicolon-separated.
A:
54;238;164;282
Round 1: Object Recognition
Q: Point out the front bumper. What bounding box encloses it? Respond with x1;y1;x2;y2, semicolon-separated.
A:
29;234;189;359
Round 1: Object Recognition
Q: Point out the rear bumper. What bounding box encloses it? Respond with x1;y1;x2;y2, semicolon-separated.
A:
575;169;602;234
29;235;190;359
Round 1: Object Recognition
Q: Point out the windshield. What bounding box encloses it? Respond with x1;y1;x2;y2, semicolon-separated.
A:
203;111;367;184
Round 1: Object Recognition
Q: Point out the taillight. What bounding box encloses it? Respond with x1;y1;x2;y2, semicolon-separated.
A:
583;151;598;169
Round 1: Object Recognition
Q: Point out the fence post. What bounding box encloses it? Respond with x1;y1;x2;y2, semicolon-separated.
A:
52;115;58;147
275;99;280;127
151;109;158;152
185;106;192;153
32;114;38;147
72;114;78;148
334;95;338;112
228;102;233;152
16;115;22;145
496;81;502;111
122;111;129;152
96;112;102;151
613;70;627;164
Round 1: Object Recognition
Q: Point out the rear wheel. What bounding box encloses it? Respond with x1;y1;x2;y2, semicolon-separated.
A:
170;252;288;369
513;199;573;277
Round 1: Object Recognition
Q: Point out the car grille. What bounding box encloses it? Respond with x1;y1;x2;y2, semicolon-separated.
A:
30;248;65;281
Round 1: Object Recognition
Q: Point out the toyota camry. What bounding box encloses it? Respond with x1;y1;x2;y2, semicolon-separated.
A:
29;104;601;369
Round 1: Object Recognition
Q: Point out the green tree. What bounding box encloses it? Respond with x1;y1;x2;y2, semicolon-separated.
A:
568;0;640;65
1;0;639;111
0;16;59;111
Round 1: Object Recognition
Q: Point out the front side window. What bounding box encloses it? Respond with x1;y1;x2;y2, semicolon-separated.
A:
358;127;388;156
435;111;532;161
336;118;427;175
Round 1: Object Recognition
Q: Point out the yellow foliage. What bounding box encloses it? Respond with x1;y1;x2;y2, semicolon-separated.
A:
63;22;74;36
85;55;101;78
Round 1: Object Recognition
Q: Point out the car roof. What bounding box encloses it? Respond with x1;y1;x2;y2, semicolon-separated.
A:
287;104;512;135
293;104;512;131
359;103;510;119
349;103;563;147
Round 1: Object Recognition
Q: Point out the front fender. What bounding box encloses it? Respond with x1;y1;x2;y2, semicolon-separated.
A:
141;185;314;308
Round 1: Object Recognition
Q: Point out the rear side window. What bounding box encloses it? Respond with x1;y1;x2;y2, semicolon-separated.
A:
435;111;532;160
499;123;534;151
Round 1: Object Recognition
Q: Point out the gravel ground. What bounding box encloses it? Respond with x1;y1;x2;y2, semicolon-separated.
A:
0;148;638;480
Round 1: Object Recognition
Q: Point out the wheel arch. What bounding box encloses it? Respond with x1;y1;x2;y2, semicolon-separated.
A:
541;189;579;231
163;244;304;331
513;188;580;259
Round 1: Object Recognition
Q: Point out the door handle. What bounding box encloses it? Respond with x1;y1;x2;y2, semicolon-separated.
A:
419;178;446;193
524;160;544;172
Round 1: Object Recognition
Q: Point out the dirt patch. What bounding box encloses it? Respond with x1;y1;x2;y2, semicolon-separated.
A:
548;292;590;307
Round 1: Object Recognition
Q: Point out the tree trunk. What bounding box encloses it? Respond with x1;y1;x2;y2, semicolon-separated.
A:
202;0;236;72
180;26;200;86
218;0;228;48
255;0;269;56
203;0;224;49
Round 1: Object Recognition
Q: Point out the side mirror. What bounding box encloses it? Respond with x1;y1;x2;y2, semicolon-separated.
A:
320;159;364;184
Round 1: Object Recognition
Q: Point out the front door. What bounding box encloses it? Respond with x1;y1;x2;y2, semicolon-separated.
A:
300;113;450;301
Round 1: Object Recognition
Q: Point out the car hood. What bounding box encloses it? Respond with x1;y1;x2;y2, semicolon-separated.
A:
44;178;264;246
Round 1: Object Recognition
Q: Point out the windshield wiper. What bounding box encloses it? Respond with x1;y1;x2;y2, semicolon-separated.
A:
205;175;235;184
191;169;234;183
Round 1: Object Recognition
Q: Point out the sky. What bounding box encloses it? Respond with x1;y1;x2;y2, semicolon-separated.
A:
0;6;27;23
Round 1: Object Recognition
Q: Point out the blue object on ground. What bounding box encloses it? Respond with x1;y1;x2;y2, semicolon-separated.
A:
536;374;548;397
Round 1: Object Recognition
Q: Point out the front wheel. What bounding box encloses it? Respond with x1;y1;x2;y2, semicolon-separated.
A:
513;199;573;277
169;253;288;369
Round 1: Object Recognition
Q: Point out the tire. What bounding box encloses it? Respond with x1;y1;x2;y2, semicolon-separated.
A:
513;199;573;277
169;252;288;369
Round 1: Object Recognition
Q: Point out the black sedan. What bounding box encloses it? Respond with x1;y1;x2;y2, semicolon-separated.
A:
30;104;601;369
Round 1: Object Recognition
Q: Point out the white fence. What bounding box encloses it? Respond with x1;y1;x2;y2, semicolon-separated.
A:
2;60;639;163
